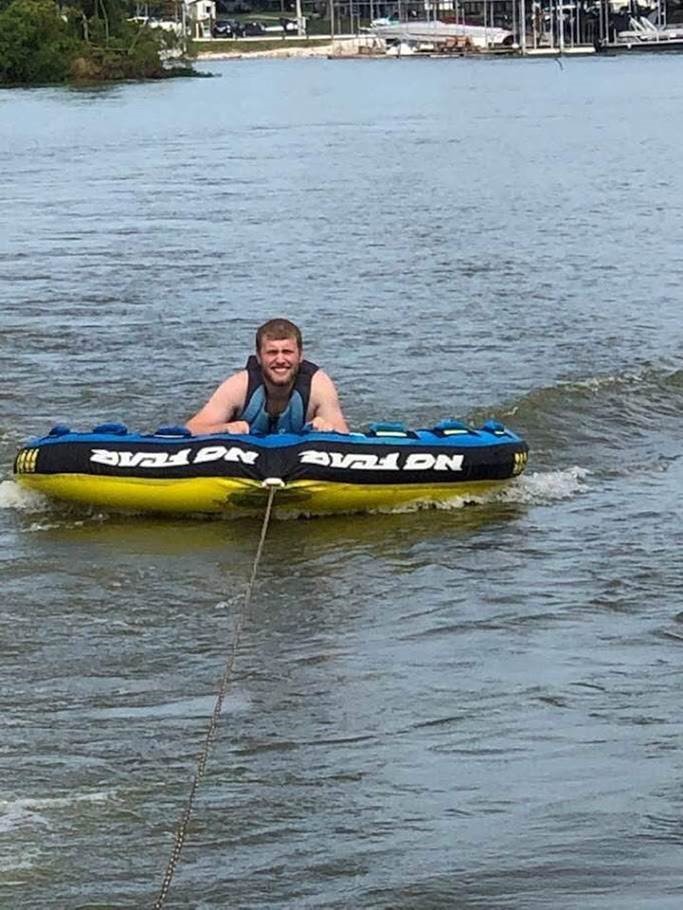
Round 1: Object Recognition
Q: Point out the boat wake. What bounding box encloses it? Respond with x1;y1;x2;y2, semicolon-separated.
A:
495;466;589;504
286;467;589;519
0;790;112;836
426;466;589;511
0;479;48;512
480;363;683;475
0;480;110;533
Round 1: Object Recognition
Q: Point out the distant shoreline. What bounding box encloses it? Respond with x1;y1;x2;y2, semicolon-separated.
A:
195;39;337;60
193;38;605;62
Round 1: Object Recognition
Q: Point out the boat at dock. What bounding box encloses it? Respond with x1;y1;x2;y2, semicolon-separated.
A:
371;19;514;53
599;15;683;53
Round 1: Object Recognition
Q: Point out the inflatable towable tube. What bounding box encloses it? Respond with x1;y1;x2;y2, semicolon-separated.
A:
14;419;529;516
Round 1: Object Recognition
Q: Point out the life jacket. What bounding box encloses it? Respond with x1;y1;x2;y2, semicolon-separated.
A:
239;355;319;434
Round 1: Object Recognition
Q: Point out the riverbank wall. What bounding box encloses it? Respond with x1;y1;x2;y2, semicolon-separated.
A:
195;37;601;61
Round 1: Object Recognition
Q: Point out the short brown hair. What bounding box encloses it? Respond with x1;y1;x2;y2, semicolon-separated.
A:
256;318;302;352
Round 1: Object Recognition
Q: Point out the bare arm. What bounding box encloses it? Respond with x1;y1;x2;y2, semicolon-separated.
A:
185;371;250;435
308;370;349;433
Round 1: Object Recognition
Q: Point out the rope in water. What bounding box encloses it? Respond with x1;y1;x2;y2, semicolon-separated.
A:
153;479;282;910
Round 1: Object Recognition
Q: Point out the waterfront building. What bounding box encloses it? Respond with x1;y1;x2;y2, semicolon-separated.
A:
186;0;217;37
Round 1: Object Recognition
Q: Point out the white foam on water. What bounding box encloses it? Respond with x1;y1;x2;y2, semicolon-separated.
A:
81;694;218;720
0;790;112;834
271;470;588;520
370;468;589;514
563;373;642;393
0;481;111;530
24;519;73;531
22;513;107;534
378;496;469;515
0;480;50;512
375;469;589;514
497;466;589;504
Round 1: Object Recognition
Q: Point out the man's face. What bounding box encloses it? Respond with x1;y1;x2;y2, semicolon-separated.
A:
257;335;303;387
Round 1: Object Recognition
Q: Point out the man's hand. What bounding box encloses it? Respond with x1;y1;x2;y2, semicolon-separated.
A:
225;421;250;434
308;416;344;433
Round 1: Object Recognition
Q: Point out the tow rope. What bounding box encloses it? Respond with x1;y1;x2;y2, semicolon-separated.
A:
153;478;283;909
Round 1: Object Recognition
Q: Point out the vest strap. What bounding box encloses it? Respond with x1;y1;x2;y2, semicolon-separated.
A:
240;356;319;434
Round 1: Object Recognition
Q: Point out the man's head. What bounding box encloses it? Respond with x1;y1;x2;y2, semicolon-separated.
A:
255;318;302;354
255;318;303;388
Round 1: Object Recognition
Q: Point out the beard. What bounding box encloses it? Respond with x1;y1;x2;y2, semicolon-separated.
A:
262;362;298;387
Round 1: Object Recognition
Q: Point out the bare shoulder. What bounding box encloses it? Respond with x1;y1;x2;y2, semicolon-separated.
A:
308;368;348;432
200;369;248;417
186;369;250;434
311;369;339;397
213;369;249;400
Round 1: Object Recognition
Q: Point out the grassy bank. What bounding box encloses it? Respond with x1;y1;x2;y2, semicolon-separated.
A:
194;39;332;56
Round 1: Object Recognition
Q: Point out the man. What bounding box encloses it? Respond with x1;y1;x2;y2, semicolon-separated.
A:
186;318;349;436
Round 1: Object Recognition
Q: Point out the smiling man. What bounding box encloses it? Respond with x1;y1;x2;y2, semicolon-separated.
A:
186;318;349;436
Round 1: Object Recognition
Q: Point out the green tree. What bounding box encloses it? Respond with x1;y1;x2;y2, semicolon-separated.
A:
0;0;185;84
0;0;80;83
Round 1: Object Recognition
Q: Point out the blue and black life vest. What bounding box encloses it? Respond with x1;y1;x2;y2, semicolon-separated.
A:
239;355;319;434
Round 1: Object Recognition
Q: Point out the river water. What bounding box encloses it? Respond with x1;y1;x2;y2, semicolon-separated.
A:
1;54;682;909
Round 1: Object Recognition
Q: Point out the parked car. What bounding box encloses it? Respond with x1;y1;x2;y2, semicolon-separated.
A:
280;17;299;33
212;19;243;38
242;20;269;36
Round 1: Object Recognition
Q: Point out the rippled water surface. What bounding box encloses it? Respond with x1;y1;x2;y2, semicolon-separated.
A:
1;55;682;909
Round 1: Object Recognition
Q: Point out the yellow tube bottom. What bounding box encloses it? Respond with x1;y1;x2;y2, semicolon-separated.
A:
16;473;512;517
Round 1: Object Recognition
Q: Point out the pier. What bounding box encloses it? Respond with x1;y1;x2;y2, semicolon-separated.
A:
193;0;683;58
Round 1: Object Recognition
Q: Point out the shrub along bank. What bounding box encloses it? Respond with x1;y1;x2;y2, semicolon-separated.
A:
0;0;187;84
